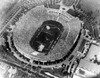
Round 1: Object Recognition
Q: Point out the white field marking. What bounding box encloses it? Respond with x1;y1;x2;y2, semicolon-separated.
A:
38;44;45;51
46;26;50;30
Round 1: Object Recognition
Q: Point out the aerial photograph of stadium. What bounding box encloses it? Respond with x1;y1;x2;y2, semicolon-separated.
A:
0;0;100;78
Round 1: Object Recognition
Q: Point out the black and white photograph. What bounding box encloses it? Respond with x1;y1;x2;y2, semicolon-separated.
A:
0;0;100;78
